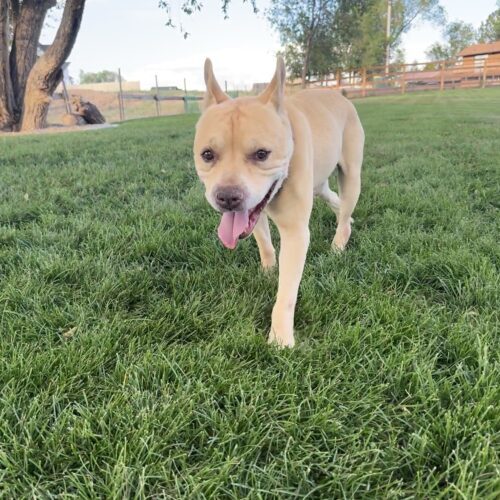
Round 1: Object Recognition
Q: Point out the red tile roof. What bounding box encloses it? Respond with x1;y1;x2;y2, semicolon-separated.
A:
459;41;500;57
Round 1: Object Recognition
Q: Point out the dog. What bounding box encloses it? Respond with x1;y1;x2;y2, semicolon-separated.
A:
193;57;364;347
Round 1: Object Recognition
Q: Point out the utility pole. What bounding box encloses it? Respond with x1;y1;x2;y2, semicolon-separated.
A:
385;0;392;76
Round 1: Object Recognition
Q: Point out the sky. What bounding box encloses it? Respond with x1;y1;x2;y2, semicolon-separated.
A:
40;0;498;91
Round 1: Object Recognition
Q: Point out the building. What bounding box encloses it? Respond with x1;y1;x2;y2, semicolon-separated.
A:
458;41;500;69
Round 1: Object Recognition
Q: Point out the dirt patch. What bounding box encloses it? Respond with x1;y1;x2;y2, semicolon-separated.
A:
0;123;118;137
48;89;196;125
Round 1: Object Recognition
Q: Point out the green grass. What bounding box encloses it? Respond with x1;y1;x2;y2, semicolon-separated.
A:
0;88;499;498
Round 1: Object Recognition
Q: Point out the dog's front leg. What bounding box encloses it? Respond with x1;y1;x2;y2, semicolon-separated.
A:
253;213;276;270
268;223;310;347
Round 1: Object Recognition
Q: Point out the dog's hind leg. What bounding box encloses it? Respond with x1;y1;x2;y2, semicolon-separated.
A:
333;120;363;251
318;180;354;224
253;213;276;270
318;180;340;217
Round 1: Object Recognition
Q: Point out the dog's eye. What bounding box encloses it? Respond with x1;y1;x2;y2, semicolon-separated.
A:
253;149;270;162
201;149;215;162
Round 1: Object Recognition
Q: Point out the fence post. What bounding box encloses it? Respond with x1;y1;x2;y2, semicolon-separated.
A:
61;78;72;114
154;74;161;117
440;62;445;91
336;69;341;89
362;68;366;97
401;64;406;94
118;68;125;120
117;93;122;121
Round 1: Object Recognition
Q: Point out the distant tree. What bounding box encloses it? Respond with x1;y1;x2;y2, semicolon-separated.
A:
267;1;337;88
390;0;445;43
409;59;420;71
358;0;446;67
478;0;500;42
332;0;374;71
268;1;376;85
356;0;387;68
268;1;443;83
0;0;86;132
425;43;448;62
392;47;406;65
306;21;338;80
79;69;121;84
426;21;477;61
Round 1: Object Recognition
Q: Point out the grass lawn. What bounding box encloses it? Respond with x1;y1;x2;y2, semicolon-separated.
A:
0;88;499;498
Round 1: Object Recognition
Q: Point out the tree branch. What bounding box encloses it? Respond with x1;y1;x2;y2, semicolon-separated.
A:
42;0;85;70
391;9;421;42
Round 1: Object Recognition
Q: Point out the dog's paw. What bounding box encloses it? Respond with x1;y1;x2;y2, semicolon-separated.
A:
268;326;295;348
261;253;276;271
261;259;276;272
332;223;351;252
332;239;346;252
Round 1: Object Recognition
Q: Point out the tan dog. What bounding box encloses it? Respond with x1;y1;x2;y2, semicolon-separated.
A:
193;57;364;347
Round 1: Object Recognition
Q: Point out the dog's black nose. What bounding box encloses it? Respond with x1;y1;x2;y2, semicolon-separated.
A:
215;186;245;211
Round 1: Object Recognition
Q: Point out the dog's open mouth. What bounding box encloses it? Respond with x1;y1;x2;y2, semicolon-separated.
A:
217;181;278;249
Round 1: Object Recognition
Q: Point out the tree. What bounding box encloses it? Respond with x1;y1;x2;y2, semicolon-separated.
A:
356;0;388;68
358;0;445;67
426;21;477;61
270;1;384;86
332;1;373;71
478;0;500;42
79;69;121;84
2;1;256;132
268;0;445;85
267;0;338;88
0;0;86;132
390;0;445;43
280;17;341;82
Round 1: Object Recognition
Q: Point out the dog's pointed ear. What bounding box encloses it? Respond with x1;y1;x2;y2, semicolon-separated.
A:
259;56;286;111
203;58;230;110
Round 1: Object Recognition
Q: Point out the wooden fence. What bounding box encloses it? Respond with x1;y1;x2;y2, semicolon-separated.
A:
112;69;203;120
116;93;202;120
291;58;500;98
50;59;500;125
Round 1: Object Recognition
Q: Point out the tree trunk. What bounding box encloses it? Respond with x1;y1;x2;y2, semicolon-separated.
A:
21;0;86;131
8;0;20;26
301;0;317;89
0;0;14;130
72;95;106;124
9;0;55;123
301;34;313;89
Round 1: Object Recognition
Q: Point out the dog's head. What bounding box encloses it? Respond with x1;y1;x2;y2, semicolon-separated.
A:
193;57;293;249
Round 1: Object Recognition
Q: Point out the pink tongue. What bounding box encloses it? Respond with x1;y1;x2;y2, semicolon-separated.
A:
217;210;249;249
